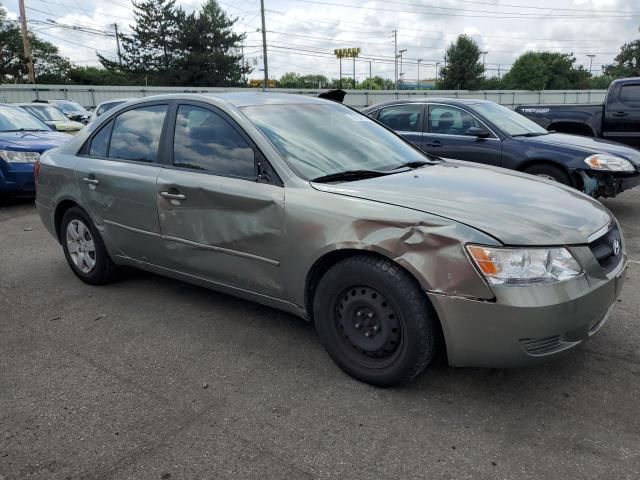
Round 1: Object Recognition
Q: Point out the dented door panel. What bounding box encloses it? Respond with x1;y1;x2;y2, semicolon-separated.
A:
156;168;285;297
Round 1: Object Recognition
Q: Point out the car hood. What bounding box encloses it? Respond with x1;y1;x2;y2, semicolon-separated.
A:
47;120;84;132
516;133;640;165
0;131;72;152
312;161;612;246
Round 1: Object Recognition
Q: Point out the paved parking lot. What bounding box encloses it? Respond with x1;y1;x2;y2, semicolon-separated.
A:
1;191;639;480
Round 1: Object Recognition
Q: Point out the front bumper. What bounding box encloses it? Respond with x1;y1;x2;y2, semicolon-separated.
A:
0;160;35;194
579;170;640;198
429;247;627;368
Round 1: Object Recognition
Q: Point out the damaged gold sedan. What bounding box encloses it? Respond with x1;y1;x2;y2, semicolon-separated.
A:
36;93;627;386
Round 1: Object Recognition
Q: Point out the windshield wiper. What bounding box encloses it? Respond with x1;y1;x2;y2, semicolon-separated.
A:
388;160;438;171
512;132;548;137
3;128;48;132
311;170;390;183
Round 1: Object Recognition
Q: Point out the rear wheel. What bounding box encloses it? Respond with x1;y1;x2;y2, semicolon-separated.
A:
524;164;571;185
61;207;117;285
314;255;438;387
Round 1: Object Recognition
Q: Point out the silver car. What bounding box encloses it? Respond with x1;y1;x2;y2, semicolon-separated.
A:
35;93;627;386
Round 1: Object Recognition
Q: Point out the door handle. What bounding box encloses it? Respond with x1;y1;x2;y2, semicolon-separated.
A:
82;177;99;185
612;112;629;117
425;141;442;147
160;191;186;200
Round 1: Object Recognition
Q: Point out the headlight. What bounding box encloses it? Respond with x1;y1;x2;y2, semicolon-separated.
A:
467;245;582;286
0;150;41;163
584;154;635;172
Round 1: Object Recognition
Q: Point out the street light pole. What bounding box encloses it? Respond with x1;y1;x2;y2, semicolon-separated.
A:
587;54;596;74
417;59;422;90
399;49;407;86
393;30;398;89
260;0;268;91
435;62;441;84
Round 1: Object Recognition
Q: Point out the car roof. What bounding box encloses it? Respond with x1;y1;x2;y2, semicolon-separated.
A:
206;92;331;107
363;97;493;110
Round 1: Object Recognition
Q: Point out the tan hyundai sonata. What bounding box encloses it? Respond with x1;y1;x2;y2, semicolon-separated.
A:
35;93;627;386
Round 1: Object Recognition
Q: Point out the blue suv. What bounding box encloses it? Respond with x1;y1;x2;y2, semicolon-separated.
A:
0;104;71;196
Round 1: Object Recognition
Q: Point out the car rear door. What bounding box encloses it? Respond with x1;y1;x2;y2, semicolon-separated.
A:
423;104;502;166
75;102;168;264
603;82;640;147
375;103;425;150
155;102;286;298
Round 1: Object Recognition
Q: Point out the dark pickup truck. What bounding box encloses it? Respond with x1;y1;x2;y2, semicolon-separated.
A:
516;77;640;148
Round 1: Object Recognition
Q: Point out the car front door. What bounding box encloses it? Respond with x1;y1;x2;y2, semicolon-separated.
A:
603;82;640;148
375;103;425;150
423;104;502;166
155;102;285;298
75;102;168;264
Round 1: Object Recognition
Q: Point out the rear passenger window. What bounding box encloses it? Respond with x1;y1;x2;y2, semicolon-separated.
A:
109;105;167;163
173;104;255;178
89;120;112;157
377;104;423;132
619;85;640;106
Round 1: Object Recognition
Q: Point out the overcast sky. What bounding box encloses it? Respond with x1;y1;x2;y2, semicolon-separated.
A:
2;0;639;82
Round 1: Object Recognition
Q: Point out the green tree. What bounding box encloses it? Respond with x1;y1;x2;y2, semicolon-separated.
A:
358;76;393;90
438;35;484;90
502;52;590;90
107;0;182;75
279;72;302;88
67;66;134;85
590;75;613;89
604;40;640;78
174;0;248;86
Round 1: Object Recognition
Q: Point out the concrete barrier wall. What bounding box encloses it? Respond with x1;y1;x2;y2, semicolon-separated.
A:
0;84;607;109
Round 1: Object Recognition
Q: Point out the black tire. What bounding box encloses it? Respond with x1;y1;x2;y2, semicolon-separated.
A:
524;163;571;185
314;255;438;387
60;206;117;285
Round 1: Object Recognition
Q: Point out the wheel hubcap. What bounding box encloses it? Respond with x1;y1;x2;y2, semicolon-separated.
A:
336;286;402;359
66;219;97;274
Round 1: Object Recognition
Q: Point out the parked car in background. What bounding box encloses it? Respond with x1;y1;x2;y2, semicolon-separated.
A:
89;98;134;123
36;93;626;386
363;98;640;198
0;104;71;196
16;103;84;134
516;77;640;148
33;99;91;124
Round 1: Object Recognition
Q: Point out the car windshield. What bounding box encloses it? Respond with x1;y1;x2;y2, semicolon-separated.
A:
55;101;87;114
0;106;51;132
240;103;433;180
473;102;548;137
23;105;68;122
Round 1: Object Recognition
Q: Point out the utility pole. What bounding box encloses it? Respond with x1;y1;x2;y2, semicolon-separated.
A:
260;0;268;91
481;51;488;79
369;61;372;82
393;30;398;89
339;57;342;88
587;54;596;74
417;59;422;90
18;0;34;83
241;44;245;84
113;23;122;67
435;62;441;84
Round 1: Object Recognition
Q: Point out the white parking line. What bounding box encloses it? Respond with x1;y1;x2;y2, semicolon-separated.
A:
629;259;640;265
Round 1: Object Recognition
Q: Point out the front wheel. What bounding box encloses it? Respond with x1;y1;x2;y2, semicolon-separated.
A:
524;164;571;185
314;255;439;387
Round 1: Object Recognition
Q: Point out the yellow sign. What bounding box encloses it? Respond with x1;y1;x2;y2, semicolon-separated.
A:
334;48;361;58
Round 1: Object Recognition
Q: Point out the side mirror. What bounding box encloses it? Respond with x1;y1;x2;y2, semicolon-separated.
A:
465;126;491;138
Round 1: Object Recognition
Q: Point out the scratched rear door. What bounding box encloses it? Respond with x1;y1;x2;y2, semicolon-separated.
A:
155;102;285;298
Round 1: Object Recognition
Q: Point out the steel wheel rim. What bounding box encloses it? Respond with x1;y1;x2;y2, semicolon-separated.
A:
66;219;97;274
334;285;403;369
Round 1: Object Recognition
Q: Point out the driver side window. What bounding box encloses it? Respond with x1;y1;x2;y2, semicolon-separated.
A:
429;105;481;135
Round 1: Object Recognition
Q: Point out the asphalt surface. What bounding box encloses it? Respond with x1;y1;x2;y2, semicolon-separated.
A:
1;190;639;480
